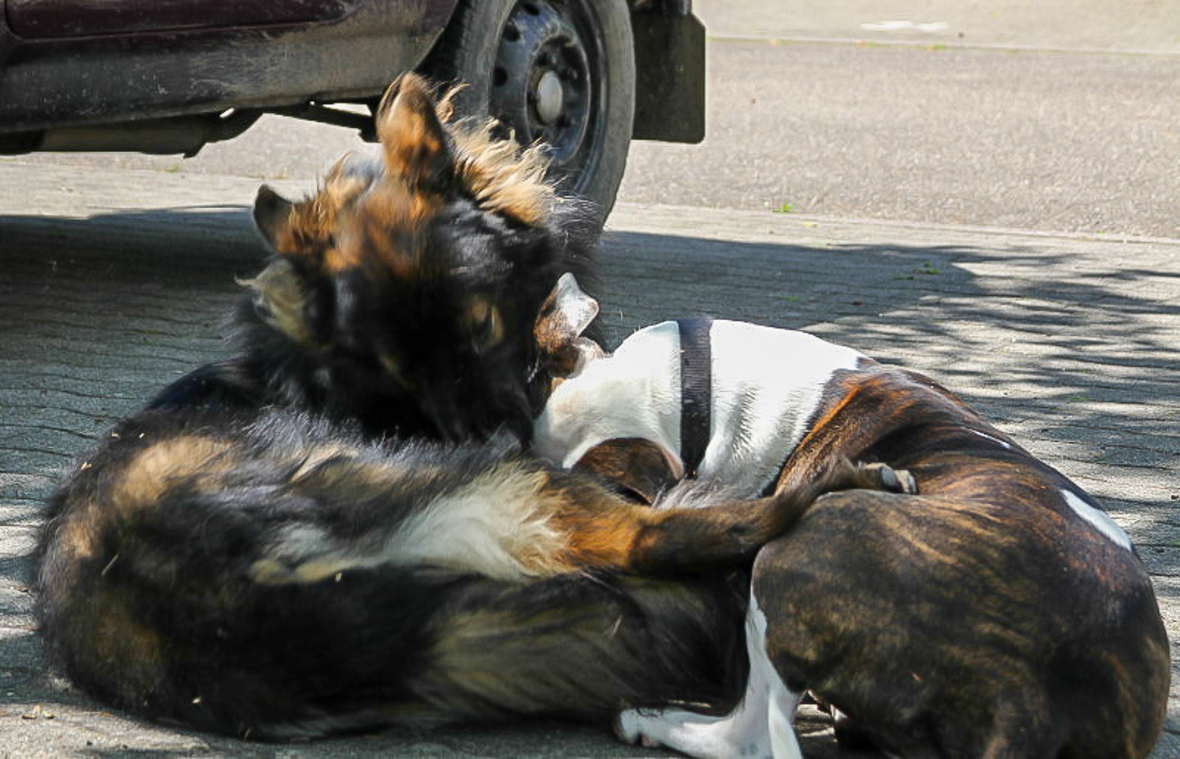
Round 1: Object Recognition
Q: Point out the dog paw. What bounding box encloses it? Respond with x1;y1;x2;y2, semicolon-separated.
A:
838;460;918;495
872;462;917;494
614;710;661;748
615;709;640;745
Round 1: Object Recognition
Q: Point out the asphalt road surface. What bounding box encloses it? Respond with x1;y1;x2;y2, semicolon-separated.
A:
8;0;1179;238
1;2;1177;757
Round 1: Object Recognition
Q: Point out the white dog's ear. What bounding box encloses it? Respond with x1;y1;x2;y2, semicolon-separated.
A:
572;438;685;505
534;273;602;377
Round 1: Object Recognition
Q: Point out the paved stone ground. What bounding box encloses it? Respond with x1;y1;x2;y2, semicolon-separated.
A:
1;163;1177;756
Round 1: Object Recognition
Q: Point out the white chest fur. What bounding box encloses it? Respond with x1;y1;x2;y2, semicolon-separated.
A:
533;320;864;495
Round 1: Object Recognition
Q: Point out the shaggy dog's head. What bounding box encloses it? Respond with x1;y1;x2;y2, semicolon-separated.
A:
244;74;598;442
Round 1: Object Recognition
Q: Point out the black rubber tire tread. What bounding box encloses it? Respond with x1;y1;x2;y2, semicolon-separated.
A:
420;0;635;228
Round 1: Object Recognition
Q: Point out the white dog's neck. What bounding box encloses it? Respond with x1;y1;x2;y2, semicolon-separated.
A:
533;319;865;495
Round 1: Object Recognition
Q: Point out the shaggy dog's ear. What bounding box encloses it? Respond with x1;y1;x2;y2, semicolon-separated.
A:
377;73;455;192
253;184;294;252
534;273;602;378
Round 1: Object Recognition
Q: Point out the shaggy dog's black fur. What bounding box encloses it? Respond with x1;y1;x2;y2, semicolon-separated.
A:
38;75;893;741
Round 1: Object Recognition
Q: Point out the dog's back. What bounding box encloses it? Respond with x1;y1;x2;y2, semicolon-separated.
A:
758;365;1169;757
758;491;1168;757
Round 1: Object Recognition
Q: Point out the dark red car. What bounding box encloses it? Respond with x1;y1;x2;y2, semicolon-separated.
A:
0;0;703;220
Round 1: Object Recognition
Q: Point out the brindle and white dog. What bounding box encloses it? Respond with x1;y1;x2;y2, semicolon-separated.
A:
533;275;1170;759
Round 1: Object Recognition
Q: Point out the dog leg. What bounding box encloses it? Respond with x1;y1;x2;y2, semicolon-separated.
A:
602;459;917;574
617;592;803;759
781;458;917;504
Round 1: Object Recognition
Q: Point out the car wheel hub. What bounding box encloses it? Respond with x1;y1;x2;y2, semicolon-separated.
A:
490;1;594;172
533;69;564;125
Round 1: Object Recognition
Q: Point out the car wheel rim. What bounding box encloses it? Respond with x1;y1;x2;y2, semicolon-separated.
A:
488;1;602;191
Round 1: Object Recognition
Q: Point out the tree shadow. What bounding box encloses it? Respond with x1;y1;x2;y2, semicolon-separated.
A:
598;230;1180;689
599;230;1179;482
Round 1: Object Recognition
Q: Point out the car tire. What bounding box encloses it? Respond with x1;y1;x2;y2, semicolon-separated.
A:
421;0;635;229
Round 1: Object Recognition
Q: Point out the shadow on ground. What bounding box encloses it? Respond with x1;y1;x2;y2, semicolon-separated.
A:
1;208;1175;755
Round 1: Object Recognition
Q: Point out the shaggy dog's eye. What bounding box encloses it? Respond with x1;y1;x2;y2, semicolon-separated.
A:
465;297;503;354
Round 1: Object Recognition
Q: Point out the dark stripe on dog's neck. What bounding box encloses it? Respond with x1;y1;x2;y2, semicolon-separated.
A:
677;317;713;478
